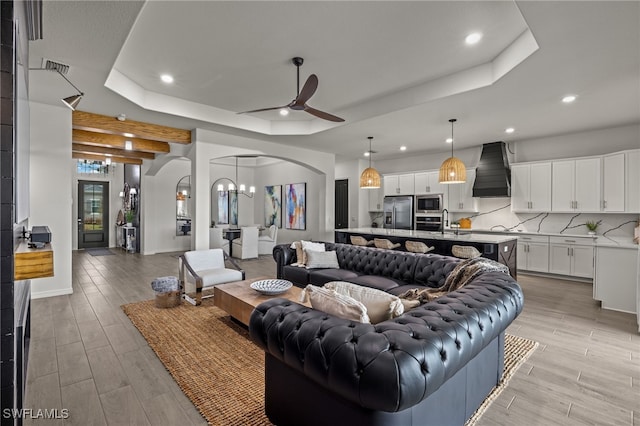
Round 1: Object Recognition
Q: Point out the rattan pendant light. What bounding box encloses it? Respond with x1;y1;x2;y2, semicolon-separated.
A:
439;118;467;184
359;136;381;189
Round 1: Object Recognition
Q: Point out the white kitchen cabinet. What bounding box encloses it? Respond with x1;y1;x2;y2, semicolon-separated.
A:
414;171;444;195
551;158;601;212
626;150;640;213
447;169;477;212
602;153;625;212
549;236;594;278
383;174;415;196
368;188;383;212
511;163;552;212
594;246;638;314
516;235;549;273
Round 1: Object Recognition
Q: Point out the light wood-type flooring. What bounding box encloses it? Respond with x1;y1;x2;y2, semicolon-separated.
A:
24;249;639;425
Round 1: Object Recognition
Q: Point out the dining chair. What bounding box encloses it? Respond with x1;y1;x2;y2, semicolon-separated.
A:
209;227;230;255
231;226;259;259
258;225;278;255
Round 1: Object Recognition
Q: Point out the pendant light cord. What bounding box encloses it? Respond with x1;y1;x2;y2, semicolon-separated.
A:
449;118;457;157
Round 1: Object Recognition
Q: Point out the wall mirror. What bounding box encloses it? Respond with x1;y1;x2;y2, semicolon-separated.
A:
211;178;238;227
176;175;191;235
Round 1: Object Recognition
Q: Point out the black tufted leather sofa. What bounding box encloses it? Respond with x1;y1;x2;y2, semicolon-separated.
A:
273;242;461;295
252;248;524;426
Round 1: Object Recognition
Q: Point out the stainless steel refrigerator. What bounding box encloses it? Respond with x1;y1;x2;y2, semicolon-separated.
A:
383;196;413;229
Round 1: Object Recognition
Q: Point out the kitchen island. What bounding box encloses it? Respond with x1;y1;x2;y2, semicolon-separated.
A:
335;227;518;278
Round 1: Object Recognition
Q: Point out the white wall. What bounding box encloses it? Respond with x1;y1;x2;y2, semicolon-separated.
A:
29;102;73;299
335;159;371;228
513;123;640;163
141;158;192;254
253;159;324;244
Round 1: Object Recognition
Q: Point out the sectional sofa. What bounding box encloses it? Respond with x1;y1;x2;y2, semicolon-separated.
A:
249;242;524;425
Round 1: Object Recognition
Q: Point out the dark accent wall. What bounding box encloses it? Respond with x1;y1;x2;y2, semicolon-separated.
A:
0;0;17;415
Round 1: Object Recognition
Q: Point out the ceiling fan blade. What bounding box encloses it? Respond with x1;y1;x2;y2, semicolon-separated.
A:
293;74;318;106
237;105;288;115
304;105;345;122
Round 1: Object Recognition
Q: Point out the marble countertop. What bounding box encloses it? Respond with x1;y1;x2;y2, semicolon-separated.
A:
336;228;638;249
335;228;518;244
466;228;638;249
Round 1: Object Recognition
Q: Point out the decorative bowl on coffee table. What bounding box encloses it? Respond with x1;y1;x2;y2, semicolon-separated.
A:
250;279;293;296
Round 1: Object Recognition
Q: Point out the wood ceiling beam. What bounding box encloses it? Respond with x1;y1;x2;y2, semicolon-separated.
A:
72;129;170;154
72;111;191;144
72;152;143;165
72;143;156;160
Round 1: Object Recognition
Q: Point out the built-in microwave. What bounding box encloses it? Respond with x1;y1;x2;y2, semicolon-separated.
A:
415;194;443;214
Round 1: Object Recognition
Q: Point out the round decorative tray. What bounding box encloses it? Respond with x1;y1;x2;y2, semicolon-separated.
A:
250;279;293;296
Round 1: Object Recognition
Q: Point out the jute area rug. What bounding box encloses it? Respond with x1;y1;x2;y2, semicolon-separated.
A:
122;298;538;426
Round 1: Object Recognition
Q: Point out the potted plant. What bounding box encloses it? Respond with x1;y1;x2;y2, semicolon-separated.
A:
585;220;599;235
125;210;135;227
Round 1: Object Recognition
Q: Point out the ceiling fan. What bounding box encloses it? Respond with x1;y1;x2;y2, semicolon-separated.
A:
237;57;345;122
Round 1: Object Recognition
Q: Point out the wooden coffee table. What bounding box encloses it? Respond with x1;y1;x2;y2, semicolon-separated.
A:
213;276;308;326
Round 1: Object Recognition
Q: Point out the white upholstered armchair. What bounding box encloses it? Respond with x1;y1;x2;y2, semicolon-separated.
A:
179;248;245;305
231;226;259;259
258;225;278;255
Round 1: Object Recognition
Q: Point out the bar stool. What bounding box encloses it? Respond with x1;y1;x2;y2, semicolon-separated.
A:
373;238;401;250
405;241;434;253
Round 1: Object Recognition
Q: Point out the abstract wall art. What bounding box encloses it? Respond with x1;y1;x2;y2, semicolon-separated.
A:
285;183;306;230
264;185;282;227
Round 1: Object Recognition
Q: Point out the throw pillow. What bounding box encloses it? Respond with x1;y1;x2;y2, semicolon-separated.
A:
299;284;370;323
289;241;305;266
305;250;340;269
300;240;325;265
324;281;404;324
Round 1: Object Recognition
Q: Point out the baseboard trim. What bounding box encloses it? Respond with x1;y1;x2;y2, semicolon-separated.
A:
31;287;73;299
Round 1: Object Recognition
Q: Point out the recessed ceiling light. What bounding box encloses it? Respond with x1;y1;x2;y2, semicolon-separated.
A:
562;95;577;103
400;146;407;151
160;74;174;84
446;137;453;144
279;109;289;116
123;132;134;138
465;32;483;45
364;151;370;157
505;127;515;134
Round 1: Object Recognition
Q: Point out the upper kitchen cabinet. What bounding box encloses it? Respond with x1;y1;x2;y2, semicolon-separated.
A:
383;173;415;196
625;150;640;213
511;162;552;212
447;169;478;212
414;171;444;195
602;152;625;212
551;158;601;212
368;187;383;212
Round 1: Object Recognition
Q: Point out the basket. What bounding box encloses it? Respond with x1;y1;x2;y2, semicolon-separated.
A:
451;245;481;259
155;290;181;308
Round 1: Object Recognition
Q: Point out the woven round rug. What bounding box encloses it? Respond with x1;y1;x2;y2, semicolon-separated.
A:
122;298;537;425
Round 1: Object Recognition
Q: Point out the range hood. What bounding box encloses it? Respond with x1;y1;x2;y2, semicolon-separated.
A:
472;141;511;197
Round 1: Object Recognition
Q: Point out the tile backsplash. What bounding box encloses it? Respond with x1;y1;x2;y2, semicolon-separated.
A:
452;197;639;238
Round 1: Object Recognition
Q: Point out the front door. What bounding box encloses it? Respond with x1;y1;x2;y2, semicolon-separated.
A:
78;180;109;249
335;179;349;229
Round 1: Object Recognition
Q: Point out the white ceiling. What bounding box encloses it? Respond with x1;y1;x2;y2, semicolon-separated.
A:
28;1;640;161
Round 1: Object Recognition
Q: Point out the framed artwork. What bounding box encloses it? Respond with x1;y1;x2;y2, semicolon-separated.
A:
264;185;282;227
230;191;238;226
217;191;229;224
285;183;306;230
